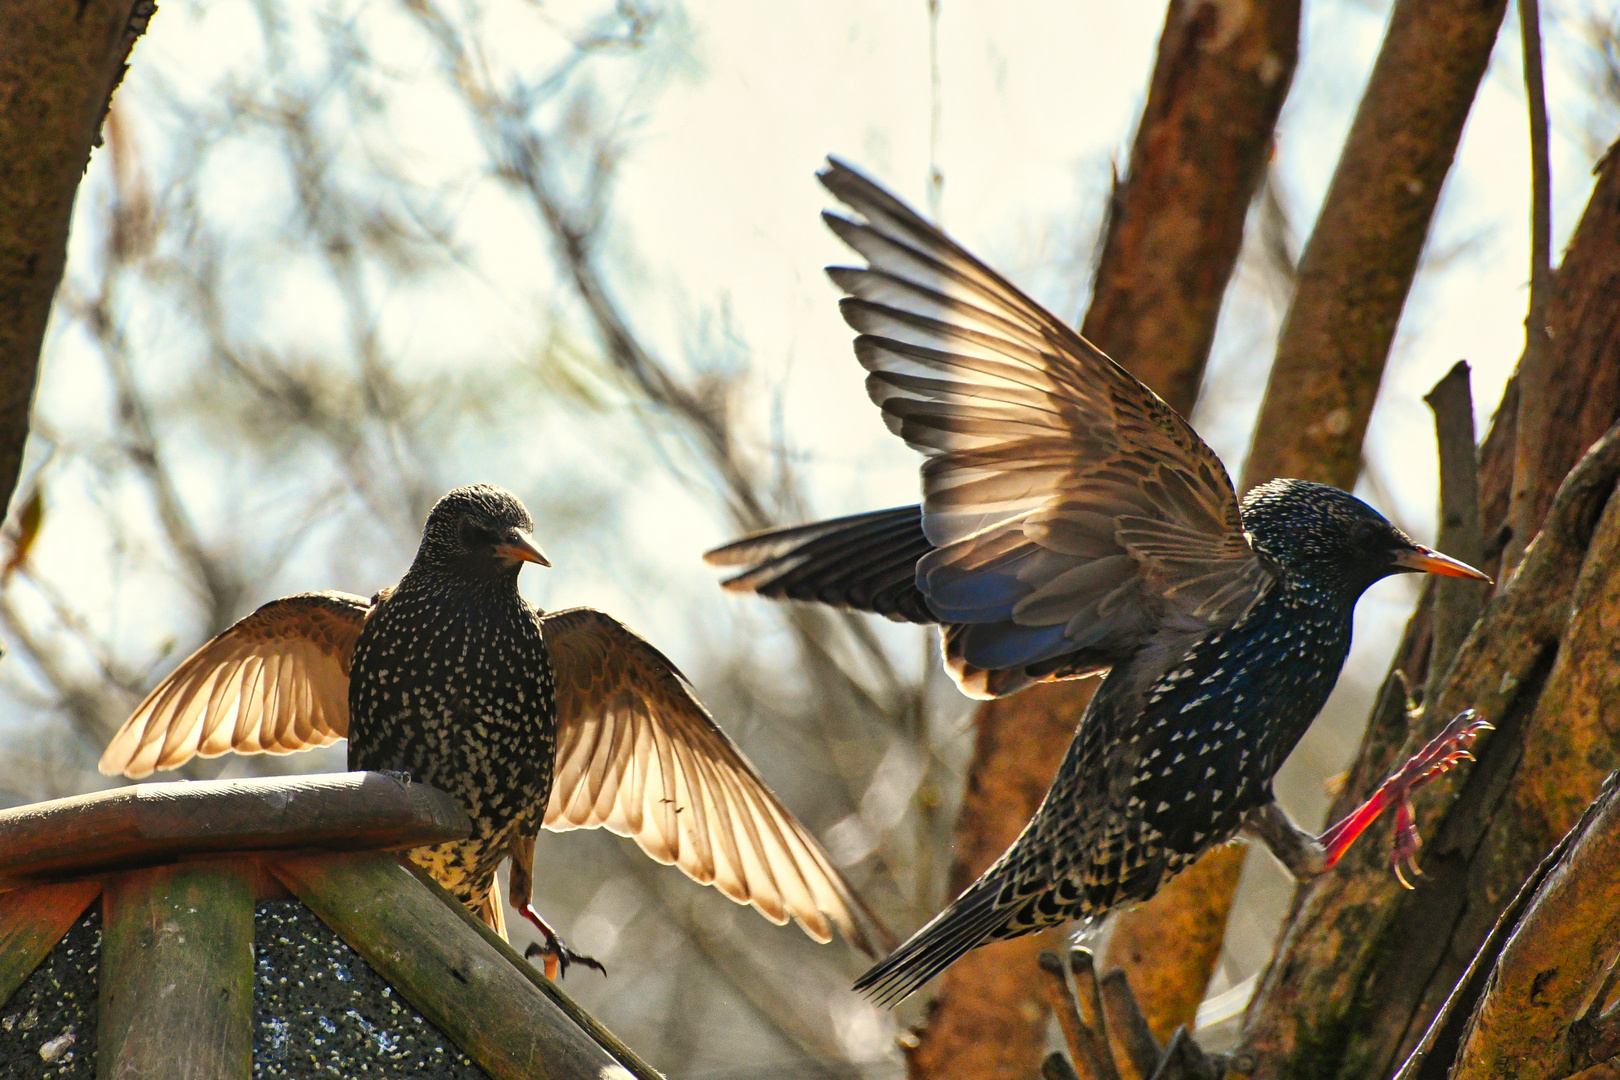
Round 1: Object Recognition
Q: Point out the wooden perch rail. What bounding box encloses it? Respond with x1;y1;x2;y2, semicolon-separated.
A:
0;770;470;889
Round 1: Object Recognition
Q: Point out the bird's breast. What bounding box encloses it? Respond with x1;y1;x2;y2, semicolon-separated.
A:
346;581;557;835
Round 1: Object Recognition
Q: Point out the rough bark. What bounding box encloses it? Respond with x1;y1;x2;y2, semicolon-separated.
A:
903;3;1301;1072
1081;0;1300;415
0;0;155;517
1448;773;1620;1080
1240;0;1509;492
1234;142;1620;1080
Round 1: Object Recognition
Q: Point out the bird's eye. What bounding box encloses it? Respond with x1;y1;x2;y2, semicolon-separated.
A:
459;518;497;546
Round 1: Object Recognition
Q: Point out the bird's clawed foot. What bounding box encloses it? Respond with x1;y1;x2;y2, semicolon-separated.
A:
518;903;606;981
1316;709;1492;886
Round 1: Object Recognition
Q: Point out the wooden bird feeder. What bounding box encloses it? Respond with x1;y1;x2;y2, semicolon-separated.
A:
0;771;662;1079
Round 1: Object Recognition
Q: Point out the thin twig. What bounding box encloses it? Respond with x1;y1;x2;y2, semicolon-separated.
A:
1506;0;1556;575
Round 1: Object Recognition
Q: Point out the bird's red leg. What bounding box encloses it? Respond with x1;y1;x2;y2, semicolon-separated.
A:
506;837;606;980
1315;710;1492;886
519;905;607;980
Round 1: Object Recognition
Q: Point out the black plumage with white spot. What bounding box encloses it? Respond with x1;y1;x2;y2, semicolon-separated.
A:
854;480;1480;1004
348;484;556;911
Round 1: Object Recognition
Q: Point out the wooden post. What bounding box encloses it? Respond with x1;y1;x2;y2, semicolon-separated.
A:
98;861;255;1080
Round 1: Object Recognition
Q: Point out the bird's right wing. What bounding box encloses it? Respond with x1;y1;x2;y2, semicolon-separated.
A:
98;591;369;778
540;607;888;956
818;159;1272;682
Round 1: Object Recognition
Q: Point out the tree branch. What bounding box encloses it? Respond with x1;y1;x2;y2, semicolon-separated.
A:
1240;0;1509;492
1424;360;1484;701
1505;0;1557;574
0;0;155;517
1448;772;1620;1080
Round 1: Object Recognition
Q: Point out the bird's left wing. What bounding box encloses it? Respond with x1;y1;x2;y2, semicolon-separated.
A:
540;607;885;956
99;591;370;778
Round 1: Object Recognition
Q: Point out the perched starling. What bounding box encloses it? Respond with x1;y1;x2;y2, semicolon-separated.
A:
101;484;881;975
704;161;1491;1004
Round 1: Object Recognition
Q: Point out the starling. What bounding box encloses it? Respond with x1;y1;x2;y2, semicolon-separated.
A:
101;484;881;975
704;161;1492;1004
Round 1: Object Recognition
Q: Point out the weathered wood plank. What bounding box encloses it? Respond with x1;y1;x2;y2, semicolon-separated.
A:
274;852;649;1080
0;879;102;1008
98;861;255;1080
0;772;469;888
394;859;664;1080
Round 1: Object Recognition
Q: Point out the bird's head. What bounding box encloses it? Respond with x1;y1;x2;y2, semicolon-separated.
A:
416;484;549;581
1240;478;1489;594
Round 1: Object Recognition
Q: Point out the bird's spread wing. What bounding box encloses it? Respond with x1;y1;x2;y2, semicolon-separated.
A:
703;505;937;624
540;607;884;955
819;159;1271;683
98;591;369;779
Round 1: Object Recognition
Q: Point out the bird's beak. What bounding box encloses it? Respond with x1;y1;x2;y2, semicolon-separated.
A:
1391;545;1491;583
494;530;550;567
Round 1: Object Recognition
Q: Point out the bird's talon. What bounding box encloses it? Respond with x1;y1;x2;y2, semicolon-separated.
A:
524;938;606;980
518;904;605;981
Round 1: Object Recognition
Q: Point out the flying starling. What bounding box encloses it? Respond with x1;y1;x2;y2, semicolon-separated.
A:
101;484;881;976
704;161;1492;1004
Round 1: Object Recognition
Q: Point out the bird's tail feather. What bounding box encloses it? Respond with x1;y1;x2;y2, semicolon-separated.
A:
853;877;1011;1006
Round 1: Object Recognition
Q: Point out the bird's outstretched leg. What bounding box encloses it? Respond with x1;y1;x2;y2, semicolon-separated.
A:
521;909;607;981
508;832;606;981
1244;710;1492;886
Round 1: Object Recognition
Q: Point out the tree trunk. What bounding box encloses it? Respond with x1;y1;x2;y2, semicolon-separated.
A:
1234;139;1620;1080
0;0;155;517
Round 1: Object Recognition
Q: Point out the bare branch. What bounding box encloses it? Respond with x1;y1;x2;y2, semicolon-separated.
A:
1505;0;1558;574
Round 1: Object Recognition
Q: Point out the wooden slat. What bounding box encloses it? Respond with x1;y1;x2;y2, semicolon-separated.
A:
0;772;469;888
397;859;664;1080
98;861;255;1080
0;879;102;1008
274;853;648;1080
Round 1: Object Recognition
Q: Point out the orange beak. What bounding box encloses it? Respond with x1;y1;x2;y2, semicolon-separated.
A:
494;530;550;567
1391;545;1490;583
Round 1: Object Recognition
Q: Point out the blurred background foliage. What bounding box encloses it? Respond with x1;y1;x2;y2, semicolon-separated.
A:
2;0;1618;1075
